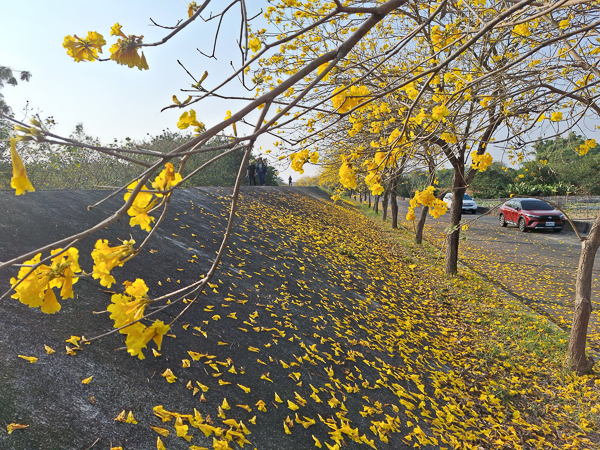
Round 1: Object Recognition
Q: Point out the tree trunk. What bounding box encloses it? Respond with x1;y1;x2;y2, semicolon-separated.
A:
368;191;371;208
390;177;399;229
359;191;362;203
382;189;389;222
415;205;429;245
567;211;600;374
374;195;379;214
445;170;466;275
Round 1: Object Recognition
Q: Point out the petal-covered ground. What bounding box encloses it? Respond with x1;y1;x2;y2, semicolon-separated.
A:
0;188;597;449
396;201;600;353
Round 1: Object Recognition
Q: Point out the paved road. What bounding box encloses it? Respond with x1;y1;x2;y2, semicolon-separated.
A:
396;200;600;351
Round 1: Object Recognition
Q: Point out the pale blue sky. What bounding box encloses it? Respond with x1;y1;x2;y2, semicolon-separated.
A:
0;1;308;175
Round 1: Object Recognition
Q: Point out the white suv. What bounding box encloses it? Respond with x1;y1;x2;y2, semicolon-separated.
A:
443;193;478;214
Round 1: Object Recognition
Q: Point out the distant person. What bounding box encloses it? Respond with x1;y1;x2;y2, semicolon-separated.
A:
247;160;257;186
256;157;268;186
288;176;292;186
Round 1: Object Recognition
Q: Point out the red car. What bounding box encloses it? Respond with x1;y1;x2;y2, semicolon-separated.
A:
499;198;565;232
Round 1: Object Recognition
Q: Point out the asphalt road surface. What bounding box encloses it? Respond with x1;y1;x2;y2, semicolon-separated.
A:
396;200;600;352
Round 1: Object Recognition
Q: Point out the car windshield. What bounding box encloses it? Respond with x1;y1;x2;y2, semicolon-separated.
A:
463;194;472;200
521;200;554;211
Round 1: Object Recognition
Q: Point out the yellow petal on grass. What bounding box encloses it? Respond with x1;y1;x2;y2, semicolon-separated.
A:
18;355;37;363
221;398;231;410
151;426;170;436
237;384;251;393
196;381;209;392
312;435;322;448
126;411;137;424
157;436;166;450
81;376;93;385
7;423;29;434
162;368;177;383
44;345;55;355
114;410;127;422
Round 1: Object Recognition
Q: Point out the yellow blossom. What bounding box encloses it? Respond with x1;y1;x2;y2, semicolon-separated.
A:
152;163;182;195
249;37;261;53
124;181;157;232
10;248;81;314
471;151;493;171
431;104;450;121
63;31;106;62
10;138;35;195
91;239;136;288
109;27;148;70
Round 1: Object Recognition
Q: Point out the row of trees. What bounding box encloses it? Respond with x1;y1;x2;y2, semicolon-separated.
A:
0;120;280;190
2;0;599;374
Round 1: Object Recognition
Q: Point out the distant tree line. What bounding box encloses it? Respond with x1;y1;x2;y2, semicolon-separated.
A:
394;133;600;199
0;120;281;190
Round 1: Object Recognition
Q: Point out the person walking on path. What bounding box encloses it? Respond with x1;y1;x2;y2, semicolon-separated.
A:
256;157;268;186
247;160;257;186
288;176;292;186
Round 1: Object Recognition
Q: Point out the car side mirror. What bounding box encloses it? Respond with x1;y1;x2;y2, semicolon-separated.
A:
515;207;521;211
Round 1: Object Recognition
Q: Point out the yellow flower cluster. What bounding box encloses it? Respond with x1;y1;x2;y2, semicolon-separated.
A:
471;151;493;171
91;239;136;288
63;31;106;62
10;248;82;314
249;37;261;53
332;85;371;113
124;181;158;232
289;150;319;174
109;23;148;70
512;23;532;37
577;139;596;155
152;163;183;196
177;109;206;135
363;160;384;195
9;138;35;196
440;132;458;144
338;158;357;189
187;2;200;18
406;186;447;221
107;279;170;359
550;111;563;122
431;104;450;121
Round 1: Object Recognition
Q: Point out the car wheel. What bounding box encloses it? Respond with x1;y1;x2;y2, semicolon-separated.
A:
499;214;507;227
518;218;527;232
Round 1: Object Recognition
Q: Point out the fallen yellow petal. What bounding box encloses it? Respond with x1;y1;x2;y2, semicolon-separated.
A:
18;355;37;363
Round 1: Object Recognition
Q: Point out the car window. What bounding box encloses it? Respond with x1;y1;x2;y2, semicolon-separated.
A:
505;200;514;208
463;194;472;200
521;199;554;210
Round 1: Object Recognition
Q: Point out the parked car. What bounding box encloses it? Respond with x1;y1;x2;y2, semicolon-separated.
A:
498;198;565;232
443;193;478;214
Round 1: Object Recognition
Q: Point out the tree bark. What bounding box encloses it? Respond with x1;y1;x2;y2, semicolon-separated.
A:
368;191;371;208
445;169;466;275
382;188;389;222
567;211;600;374
390;177;399;229
415;205;429;245
374;195;379;214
